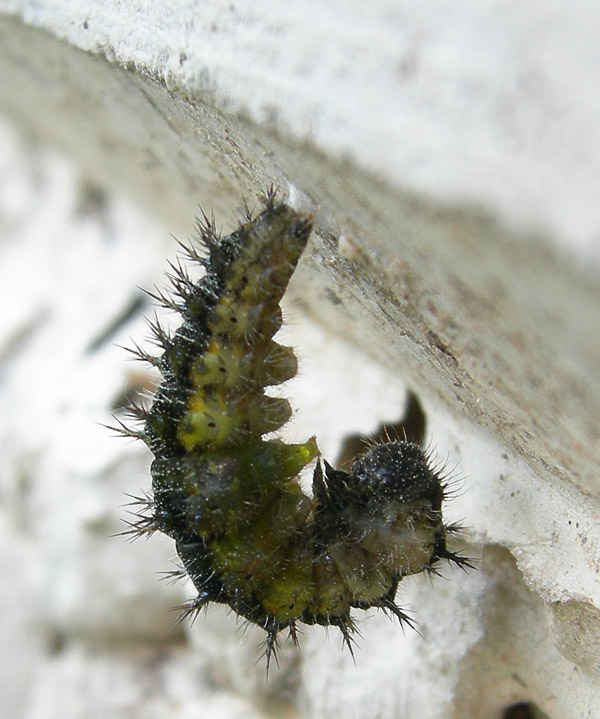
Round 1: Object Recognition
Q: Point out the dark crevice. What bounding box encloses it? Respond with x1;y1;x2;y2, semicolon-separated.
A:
502;701;551;719
335;390;426;471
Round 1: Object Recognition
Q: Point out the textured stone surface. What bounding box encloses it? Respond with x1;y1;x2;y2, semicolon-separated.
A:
1;3;599;718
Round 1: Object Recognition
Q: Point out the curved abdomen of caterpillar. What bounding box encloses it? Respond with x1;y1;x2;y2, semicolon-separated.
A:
124;193;470;664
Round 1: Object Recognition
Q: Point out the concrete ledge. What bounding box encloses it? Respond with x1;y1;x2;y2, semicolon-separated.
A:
5;1;600;262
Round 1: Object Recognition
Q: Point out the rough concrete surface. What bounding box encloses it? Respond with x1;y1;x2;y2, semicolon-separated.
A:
0;3;599;719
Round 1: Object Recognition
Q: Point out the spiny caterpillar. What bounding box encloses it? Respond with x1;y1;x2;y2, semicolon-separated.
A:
119;188;470;669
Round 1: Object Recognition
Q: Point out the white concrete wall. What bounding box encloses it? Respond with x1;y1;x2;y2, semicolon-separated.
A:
1;3;599;719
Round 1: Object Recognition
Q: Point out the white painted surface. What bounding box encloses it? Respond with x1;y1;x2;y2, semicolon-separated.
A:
1;118;598;719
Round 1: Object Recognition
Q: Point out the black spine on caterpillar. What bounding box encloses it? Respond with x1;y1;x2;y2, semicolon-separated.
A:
121;188;471;668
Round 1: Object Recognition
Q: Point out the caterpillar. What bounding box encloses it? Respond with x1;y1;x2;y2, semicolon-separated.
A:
119;187;470;669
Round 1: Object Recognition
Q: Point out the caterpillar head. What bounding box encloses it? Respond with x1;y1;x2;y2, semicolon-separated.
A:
314;441;448;577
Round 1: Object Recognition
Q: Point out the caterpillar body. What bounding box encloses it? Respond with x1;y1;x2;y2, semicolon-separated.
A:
121;188;469;668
